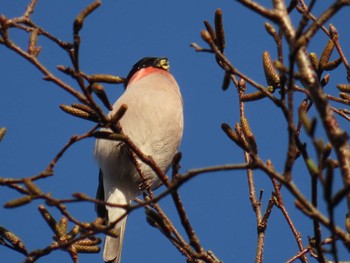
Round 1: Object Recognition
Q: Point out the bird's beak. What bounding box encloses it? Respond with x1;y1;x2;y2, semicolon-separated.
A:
158;58;170;71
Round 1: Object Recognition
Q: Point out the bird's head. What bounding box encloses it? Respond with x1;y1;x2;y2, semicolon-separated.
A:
125;57;170;88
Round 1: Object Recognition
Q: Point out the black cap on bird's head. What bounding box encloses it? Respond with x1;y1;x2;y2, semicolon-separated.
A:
124;57;170;87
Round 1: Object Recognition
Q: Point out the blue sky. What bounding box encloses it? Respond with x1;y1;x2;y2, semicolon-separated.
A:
1;1;350;262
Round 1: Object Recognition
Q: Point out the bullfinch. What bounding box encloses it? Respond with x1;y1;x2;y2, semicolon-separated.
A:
94;57;184;263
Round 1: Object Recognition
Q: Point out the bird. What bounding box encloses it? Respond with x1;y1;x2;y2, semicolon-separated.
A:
94;57;184;263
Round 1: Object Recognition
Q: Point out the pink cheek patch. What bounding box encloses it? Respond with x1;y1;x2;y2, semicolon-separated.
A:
127;68;170;87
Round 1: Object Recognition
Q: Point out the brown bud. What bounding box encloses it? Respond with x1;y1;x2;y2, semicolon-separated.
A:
0;127;6;141
340;92;350;101
323;57;342;71
308;52;319;72
60;104;89;118
74;244;101;253
320;74;330;87
241;117;258;154
336;84;350;93
59;104;99;122
74;1;101;34
264;22;277;38
222;71;231;91
89;74;125;84
71;103;95;115
110;104;128;123
0;226;27;253
263;51;280;87
298;99;308;118
234;123;248;150
221;123;240;144
273;60;287;72
38;205;57;233
241;91;266;102
91;83;113;110
319;39;335;70
300;110;316;136
65;225;80;240
241;86;274;102
214;8;225;52
4;195;32;208
56;217;68;237
76;238;102;246
203;20;216;43
201;30;212;43
23;179;42;196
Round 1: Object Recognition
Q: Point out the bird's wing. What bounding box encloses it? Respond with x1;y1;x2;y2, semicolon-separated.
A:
95;169;107;219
